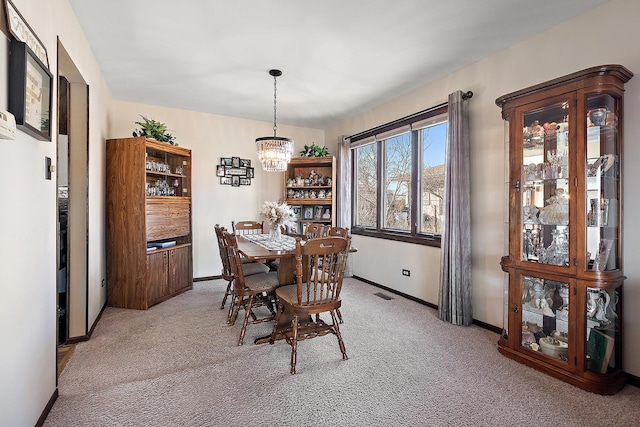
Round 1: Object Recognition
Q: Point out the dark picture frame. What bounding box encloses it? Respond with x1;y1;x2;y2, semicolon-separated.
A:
8;40;53;141
218;156;254;186
303;206;314;220
4;0;49;67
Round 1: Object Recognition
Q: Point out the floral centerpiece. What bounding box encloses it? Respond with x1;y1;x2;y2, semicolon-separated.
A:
258;201;297;240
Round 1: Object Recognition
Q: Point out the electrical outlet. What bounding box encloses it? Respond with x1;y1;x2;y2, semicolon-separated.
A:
402;269;410;277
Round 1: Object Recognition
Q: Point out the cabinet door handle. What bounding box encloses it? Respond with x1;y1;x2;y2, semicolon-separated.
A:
514;304;519;313
515;180;520;191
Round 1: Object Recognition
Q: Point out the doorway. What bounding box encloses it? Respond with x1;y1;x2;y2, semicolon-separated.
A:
56;40;89;376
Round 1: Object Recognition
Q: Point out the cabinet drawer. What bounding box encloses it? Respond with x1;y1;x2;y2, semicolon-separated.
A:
146;203;190;241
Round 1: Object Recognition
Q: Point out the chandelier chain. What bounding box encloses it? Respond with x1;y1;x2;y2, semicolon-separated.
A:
273;74;278;136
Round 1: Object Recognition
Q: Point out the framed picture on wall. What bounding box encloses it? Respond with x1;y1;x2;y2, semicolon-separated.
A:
8;40;53;141
216;165;225;177
231;175;240;187
232;156;240;168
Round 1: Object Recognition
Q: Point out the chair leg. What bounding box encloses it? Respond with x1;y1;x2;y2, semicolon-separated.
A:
330;310;348;360
290;315;299;374
269;302;283;345
336;308;343;324
220;280;232;309
238;295;255;346
228;295;241;325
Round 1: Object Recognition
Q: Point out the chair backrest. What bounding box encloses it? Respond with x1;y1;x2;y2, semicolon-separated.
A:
232;221;264;235
214;224;233;282
223;231;246;292
295;236;351;307
305;223;325;239
326;227;349;238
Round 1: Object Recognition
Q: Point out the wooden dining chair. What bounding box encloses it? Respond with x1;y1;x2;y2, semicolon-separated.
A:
326;226;349;238
320;226;349;324
214;225;269;316
224;231;280;345
270;236;351;374
232;220;264;235
305;223;325;239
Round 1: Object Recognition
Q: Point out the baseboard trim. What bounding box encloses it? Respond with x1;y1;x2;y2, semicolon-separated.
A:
36;388;58;427
628;372;640;389
353;275;437;309
352;275;501;335
194;275;220;282
65;300;107;344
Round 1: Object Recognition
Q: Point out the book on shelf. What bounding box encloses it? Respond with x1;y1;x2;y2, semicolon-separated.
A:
586;328;614;374
150;241;176;248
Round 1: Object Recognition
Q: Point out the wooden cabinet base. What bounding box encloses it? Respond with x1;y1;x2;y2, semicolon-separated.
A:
497;339;626;395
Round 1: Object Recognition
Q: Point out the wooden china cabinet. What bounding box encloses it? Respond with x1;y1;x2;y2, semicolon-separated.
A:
284;156;336;234
496;65;632;394
106;137;193;309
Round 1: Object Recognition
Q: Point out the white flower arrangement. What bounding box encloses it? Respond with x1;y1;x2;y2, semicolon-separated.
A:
258;201;297;229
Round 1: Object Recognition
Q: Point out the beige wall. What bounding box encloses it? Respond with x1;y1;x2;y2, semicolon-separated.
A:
0;0;111;425
2;1;640;424
327;0;640;376
108;100;325;278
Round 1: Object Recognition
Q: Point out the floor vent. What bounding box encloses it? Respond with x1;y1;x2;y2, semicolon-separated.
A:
374;292;394;300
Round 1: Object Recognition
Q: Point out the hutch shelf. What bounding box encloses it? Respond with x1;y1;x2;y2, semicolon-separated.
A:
284;156;336;235
496;65;632;394
106;137;193;309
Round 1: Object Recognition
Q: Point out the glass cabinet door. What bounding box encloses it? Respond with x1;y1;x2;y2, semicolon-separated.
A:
520;274;570;363
585;286;621;374
585;94;620;272
521;99;571;267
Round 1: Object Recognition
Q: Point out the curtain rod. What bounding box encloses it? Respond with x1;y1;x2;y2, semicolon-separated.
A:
347;90;473;141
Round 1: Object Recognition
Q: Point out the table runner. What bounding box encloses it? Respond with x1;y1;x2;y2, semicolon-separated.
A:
242;233;301;251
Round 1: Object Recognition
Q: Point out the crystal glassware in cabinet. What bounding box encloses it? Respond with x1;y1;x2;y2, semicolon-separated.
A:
497;65;632;394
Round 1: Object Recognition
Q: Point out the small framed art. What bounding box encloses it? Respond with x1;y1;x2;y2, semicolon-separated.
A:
8;40;53;141
303;206;314;220
216;165;225;177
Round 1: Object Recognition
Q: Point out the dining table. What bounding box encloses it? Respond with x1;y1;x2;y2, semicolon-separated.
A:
236;233;300;344
236;233;299;285
236;233;356;344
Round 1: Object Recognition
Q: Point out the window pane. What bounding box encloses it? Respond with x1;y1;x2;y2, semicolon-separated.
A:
384;133;412;230
355;143;377;227
420;122;447;234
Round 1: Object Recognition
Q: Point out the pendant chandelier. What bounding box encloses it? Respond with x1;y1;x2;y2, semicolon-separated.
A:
256;69;294;172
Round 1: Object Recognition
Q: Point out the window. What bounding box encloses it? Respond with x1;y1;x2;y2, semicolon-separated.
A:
351;106;447;246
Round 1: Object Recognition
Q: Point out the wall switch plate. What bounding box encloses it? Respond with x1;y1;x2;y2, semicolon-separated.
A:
402;269;410;277
45;157;52;180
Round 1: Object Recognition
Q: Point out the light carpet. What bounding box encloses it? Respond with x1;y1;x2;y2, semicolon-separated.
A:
44;279;640;426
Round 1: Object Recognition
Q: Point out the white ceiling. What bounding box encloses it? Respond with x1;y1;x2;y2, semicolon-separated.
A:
68;0;608;130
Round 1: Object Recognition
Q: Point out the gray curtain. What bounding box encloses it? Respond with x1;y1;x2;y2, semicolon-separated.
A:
438;90;472;326
337;136;352;229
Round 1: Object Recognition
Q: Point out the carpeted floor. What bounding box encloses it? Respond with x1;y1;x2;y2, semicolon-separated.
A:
44;279;640;426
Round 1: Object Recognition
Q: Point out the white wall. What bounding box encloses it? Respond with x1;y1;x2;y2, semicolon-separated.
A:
0;0;111;425
108;100;324;279
327;0;640;376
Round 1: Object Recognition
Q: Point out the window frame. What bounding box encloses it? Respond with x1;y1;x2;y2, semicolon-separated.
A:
350;104;448;247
